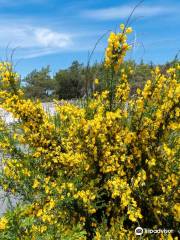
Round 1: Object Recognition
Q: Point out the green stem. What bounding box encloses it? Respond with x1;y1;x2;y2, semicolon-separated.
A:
109;67;115;111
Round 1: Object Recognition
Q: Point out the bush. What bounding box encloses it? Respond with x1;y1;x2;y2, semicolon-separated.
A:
54;61;84;100
23;66;55;101
0;24;179;240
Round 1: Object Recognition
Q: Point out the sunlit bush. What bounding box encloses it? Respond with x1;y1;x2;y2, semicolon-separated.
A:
0;24;179;240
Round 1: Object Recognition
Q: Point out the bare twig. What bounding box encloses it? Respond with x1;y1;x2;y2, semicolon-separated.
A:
124;0;145;30
85;30;110;98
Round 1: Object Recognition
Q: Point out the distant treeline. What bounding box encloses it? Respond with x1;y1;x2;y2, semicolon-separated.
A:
22;58;179;101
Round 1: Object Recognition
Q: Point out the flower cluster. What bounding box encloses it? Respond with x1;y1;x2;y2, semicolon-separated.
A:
0;30;179;239
105;24;132;72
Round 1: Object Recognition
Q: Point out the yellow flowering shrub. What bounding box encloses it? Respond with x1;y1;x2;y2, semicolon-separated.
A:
0;24;179;239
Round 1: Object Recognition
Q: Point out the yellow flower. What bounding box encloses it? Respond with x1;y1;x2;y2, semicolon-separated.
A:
94;230;102;240
120;24;125;30
167;234;173;240
148;158;156;167
126;27;133;34
94;78;99;85
0;217;8;230
105;24;132;71
40;225;47;233
36;209;43;217
48;199;56;210
32;179;40;189
91;222;97;227
136;88;141;95
173;203;180;221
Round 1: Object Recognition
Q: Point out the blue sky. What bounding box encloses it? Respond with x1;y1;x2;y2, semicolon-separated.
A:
0;0;179;76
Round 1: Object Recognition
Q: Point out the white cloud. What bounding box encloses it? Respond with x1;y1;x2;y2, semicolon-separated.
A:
20;48;61;59
83;5;177;20
34;28;70;48
0;23;72;58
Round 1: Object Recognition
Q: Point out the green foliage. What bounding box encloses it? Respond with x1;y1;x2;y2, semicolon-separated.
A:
21;59;180;102
54;61;84;99
23;66;55;101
